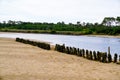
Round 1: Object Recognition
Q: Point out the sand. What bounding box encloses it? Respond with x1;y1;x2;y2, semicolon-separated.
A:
0;38;120;80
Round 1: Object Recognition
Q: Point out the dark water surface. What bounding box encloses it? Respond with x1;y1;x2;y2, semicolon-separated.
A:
0;32;120;55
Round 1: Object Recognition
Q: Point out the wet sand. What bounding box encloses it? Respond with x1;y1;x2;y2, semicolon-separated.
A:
86;34;120;38
0;38;120;80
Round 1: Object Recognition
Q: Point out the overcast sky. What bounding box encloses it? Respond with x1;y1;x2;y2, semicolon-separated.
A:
0;0;120;23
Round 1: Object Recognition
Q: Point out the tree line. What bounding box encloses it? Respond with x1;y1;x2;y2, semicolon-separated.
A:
0;17;120;35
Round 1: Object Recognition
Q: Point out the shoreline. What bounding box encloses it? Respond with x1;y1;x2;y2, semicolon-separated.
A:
86;34;120;38
0;31;120;38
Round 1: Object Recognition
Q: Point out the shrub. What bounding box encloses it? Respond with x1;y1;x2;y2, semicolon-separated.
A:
50;30;56;34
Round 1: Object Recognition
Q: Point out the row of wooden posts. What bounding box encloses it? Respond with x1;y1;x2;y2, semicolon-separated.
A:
55;44;120;64
16;38;50;50
16;38;120;64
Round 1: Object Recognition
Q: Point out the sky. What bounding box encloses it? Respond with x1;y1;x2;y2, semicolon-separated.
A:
0;0;120;23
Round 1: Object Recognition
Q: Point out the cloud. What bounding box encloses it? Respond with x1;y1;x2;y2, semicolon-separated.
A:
0;0;120;23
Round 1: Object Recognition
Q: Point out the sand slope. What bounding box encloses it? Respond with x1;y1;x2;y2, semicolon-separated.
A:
0;38;120;80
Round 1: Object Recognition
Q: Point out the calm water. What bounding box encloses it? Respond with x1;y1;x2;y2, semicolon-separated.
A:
0;32;120;55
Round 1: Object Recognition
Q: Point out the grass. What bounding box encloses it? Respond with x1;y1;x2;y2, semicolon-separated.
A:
0;29;95;35
0;28;120;36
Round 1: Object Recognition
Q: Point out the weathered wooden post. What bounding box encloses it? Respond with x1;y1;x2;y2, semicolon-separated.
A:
114;53;118;63
77;48;80;56
79;49;82;57
70;47;72;54
74;47;77;55
82;49;85;58
97;51;101;61
90;51;93;60
86;50;89;59
119;55;120;62
107;46;112;63
71;47;74;54
62;44;65;53
65;47;68;54
102;52;107;63
61;44;65;53
93;51;97;60
55;44;57;50
108;53;112;63
108;47;110;54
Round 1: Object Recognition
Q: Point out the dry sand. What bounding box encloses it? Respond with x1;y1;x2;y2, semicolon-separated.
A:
0;38;120;80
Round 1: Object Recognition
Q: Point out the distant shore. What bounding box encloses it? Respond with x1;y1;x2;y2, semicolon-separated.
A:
86;34;120;38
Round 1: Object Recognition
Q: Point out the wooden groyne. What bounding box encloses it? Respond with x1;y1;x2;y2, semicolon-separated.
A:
16;38;120;64
55;44;120;64
16;38;50;50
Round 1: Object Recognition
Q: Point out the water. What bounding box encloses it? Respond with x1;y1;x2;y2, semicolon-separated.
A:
0;32;120;55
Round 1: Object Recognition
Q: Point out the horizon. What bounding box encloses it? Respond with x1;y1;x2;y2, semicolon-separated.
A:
0;0;120;24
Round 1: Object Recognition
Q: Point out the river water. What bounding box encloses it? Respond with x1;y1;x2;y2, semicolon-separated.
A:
0;32;120;55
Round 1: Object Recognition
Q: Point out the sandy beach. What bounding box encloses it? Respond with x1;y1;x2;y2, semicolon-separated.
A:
0;38;120;80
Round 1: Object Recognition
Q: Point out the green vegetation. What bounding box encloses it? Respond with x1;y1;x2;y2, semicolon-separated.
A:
0;17;120;35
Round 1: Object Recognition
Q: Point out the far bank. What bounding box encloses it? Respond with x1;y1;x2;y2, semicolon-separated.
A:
0;29;120;38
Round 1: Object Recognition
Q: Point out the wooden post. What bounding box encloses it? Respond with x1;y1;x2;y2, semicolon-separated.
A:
114;53;118;63
108;46;112;63
108;46;110;54
119;55;120;62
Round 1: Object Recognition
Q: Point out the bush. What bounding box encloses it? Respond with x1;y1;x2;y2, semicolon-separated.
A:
50;30;56;34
